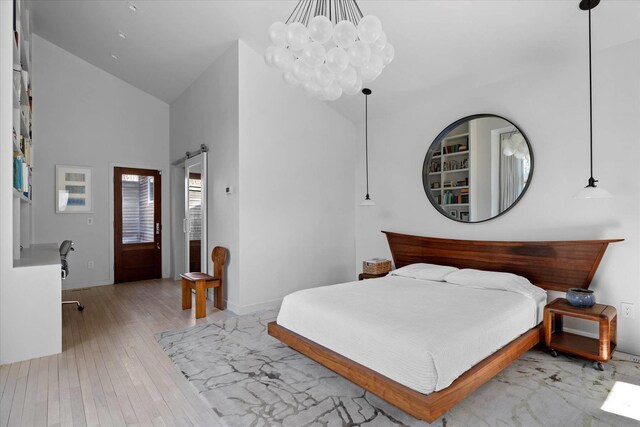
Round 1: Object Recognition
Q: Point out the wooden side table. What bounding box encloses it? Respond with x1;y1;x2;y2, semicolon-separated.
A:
543;297;617;371
358;272;388;280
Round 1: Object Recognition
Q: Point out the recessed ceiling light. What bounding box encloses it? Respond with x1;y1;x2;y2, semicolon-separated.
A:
118;32;127;39
111;53;119;60
127;2;137;12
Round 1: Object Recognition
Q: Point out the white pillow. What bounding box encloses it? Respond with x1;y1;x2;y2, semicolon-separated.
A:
389;263;459;282
444;268;546;300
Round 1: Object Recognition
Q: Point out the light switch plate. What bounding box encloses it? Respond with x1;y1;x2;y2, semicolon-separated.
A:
87;217;94;225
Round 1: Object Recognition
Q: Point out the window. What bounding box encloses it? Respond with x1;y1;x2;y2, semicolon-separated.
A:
147;177;154;203
121;174;154;244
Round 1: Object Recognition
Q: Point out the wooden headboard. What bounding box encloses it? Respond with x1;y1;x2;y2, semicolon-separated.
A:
383;231;622;292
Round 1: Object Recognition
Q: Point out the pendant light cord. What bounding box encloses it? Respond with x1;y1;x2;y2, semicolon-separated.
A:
286;0;364;25
588;8;594;181
365;92;370;198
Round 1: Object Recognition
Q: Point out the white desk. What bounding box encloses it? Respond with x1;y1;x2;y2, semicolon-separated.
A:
0;243;61;364
13;243;60;268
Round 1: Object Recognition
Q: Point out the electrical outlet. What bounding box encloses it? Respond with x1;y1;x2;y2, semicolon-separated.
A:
621;302;634;319
87;217;94;225
87;261;94;269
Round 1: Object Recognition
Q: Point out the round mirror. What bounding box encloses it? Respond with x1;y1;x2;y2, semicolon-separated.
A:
422;114;533;223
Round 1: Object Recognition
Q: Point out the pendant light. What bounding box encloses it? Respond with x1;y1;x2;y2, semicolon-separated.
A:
264;0;394;101
573;0;612;199
360;88;375;206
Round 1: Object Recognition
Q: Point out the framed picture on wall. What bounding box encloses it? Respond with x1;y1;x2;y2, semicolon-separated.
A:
56;165;93;213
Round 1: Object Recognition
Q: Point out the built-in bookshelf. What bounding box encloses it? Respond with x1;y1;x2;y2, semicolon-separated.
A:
1;0;62;367
12;0;32;199
426;123;471;222
11;0;33;259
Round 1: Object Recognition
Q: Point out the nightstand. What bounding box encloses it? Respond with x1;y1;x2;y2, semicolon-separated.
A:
358;272;387;280
543;297;617;371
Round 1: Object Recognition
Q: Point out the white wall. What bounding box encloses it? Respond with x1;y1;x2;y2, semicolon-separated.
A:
170;40;356;314
355;40;640;355
31;36;171;289
237;41;356;312
0;0;13;299
169;42;240;304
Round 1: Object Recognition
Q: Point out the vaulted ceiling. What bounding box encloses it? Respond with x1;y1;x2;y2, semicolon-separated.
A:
31;1;640;122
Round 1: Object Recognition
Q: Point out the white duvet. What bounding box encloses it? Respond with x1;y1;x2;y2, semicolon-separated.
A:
276;275;546;394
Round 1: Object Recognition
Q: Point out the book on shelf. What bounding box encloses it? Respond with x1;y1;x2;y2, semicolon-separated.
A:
22;138;32;164
13;157;21;190
22;162;29;195
13;70;20;95
13;155;31;198
21;70;28;90
21;104;31;127
442;142;469;154
443;191;469;205
429;160;440;173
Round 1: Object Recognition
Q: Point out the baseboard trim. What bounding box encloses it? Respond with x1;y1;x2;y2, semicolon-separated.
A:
226;298;283;316
62;280;113;290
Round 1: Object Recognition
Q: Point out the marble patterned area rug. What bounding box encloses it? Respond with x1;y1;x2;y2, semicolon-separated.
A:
156;310;639;426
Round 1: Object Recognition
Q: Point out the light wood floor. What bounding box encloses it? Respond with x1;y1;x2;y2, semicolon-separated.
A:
0;279;232;427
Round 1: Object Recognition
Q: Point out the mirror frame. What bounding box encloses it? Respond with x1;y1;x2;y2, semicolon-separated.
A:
184;152;208;274
422;114;534;224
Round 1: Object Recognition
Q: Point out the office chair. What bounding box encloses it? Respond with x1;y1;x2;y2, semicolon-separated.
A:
60;240;84;311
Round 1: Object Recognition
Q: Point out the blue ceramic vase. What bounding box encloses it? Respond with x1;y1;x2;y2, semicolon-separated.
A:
566;288;595;308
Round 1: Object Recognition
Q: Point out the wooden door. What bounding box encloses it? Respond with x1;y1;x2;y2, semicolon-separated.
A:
114;167;161;283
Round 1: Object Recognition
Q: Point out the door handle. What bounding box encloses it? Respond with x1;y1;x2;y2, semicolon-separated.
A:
157;242;161;250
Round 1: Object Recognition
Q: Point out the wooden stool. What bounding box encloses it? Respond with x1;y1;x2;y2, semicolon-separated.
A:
180;246;228;319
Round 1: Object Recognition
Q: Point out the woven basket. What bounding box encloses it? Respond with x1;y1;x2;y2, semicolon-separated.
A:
362;259;391;275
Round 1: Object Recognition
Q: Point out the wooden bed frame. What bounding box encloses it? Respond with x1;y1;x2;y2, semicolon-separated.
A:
268;232;622;423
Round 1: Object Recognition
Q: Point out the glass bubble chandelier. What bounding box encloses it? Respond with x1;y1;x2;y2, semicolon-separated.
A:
264;0;394;101
502;130;530;161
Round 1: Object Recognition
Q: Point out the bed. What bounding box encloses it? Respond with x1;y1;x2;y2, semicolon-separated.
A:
268;231;621;422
